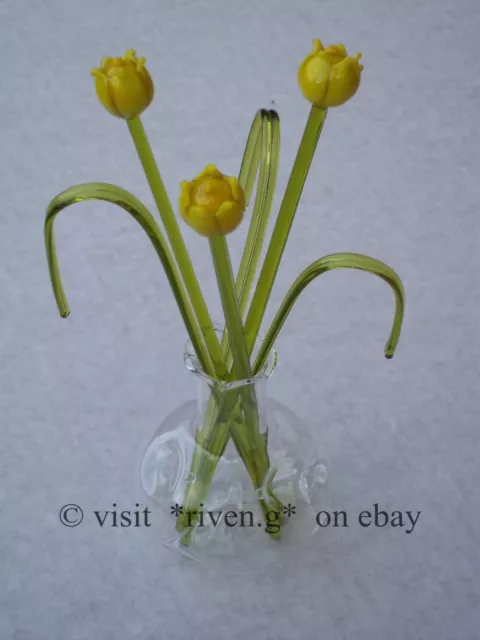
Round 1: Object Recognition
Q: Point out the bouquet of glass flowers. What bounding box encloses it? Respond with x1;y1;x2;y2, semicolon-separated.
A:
45;39;404;545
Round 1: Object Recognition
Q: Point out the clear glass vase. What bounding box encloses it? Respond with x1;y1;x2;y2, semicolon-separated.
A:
139;336;329;571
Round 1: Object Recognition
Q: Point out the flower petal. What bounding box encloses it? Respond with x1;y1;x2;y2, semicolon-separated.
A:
216;200;244;235
179;181;193;215
137;66;154;104
108;64;150;119
325;43;348;59
298;54;331;107
123;49;137;63
324;56;362;107
184;205;220;237
224;177;245;207
191;177;232;214
91;70;122;117
197;164;222;180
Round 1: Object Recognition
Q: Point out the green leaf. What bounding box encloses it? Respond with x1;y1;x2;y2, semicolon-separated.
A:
253;252;405;374
44;181;214;374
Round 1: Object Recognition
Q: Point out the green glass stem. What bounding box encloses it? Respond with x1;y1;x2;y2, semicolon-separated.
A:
210;236;253;378
176;388;242;543
204;236;280;530
244;105;328;357
127;116;228;379
44;182;213;374
253;252;406;375
209;236;271;479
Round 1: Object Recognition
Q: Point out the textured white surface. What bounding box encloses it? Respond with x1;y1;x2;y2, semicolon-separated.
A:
1;0;480;638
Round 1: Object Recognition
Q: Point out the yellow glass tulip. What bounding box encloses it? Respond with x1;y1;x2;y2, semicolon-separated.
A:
179;165;245;237
298;39;363;108
91;49;154;119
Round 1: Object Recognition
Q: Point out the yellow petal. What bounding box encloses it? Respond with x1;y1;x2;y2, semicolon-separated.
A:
354;52;364;72
216;200;244;235
184;205;220;237
102;56;125;71
224;177;245;207
108;64;151;119
298;53;332;107
101;57;113;70
324;44;348;64
324;56;362;107
191;177;232;214
92;71;122;117
137;67;154;103
123;48;137;63
179;181;193;215
196;164;222;180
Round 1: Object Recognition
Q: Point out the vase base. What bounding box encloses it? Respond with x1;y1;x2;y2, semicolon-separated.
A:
137;398;329;571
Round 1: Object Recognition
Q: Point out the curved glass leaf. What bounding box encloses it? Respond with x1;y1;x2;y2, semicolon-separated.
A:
44;182;215;375
236;109;280;316
220;109;281;365
253;252;405;374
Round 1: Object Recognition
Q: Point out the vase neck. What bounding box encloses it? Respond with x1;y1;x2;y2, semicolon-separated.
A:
183;329;277;391
183;328;277;423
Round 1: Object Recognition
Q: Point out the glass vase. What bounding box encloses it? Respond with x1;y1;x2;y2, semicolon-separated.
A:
139;335;329;570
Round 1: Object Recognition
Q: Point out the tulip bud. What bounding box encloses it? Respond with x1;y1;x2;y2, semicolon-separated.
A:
91;49;154;119
298;39;363;108
179;165;245;237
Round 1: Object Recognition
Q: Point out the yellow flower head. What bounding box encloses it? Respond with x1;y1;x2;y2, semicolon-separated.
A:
298;39;363;108
91;49;154;119
179;165;246;237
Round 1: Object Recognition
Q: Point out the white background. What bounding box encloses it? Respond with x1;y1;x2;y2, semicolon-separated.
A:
1;0;479;638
